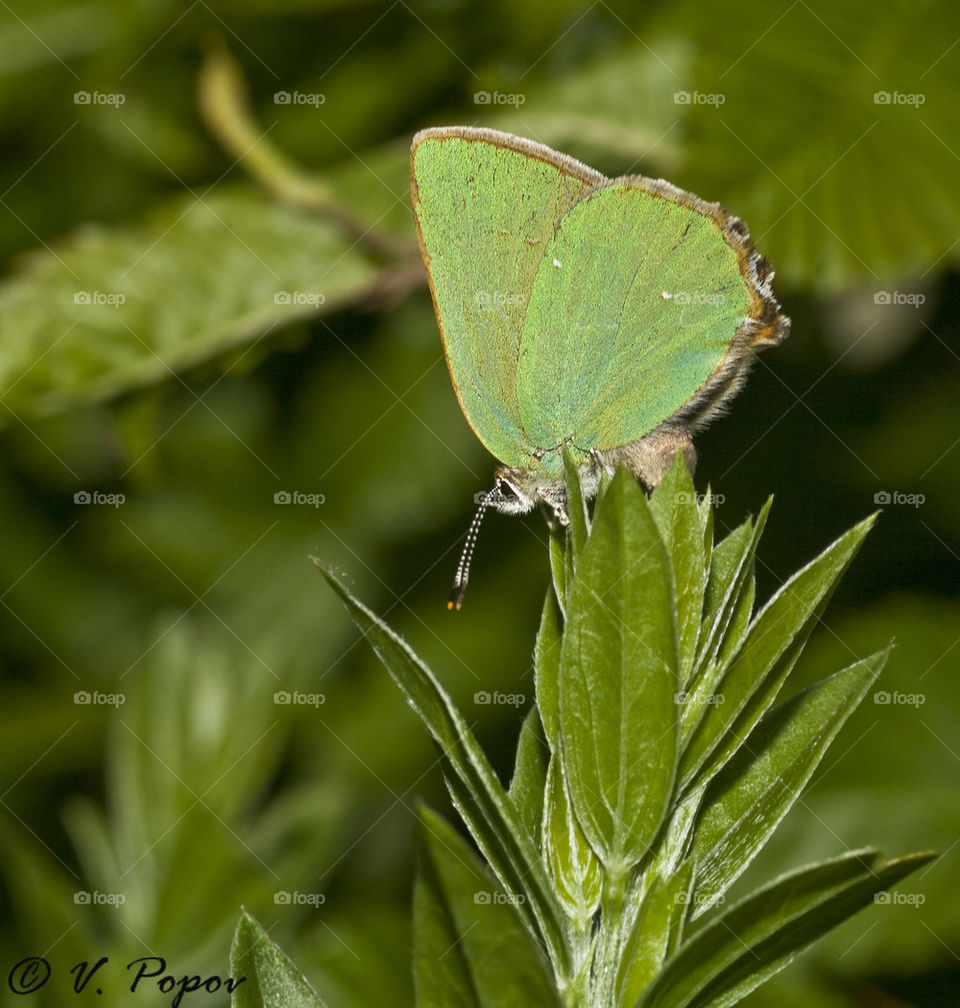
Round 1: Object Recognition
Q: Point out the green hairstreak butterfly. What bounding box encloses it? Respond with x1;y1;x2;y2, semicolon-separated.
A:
410;126;789;607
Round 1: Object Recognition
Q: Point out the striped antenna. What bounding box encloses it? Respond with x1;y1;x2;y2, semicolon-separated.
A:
448;486;499;610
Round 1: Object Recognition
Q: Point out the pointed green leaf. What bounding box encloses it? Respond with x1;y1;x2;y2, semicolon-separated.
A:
230;909;325;1008
679;566;756;749
635;848;936;1008
613;783;705;1008
416;808;562;1008
562;445;590;559
442;768;547;947
652;783;706;877
509;708;549;845
697;518;754;667
714;569;755;671
559;468;679;874
414;846;480;1008
617;861;693;1008
680;515;875;791
694;501;770;684
535;587;564;749
316;562;570;977
697;487;715;573
543;756;603;929
677;664;725;746
690;648;891;915
548;525;570;619
649;454;706;684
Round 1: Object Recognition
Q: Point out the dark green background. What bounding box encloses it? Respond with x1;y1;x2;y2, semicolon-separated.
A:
0;1;957;1005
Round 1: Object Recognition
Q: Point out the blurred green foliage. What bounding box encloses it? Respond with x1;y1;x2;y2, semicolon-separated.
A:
0;0;957;1005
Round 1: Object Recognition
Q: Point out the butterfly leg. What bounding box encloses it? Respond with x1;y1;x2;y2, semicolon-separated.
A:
589;446;615;476
536;490;569;527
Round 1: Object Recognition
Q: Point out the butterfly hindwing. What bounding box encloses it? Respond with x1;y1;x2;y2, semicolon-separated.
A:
515;178;756;459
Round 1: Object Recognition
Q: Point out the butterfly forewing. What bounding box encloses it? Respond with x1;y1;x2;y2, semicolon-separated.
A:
411;127;603;469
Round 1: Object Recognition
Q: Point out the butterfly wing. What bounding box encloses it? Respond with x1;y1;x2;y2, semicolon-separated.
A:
515;177;787;456
411;127;603;469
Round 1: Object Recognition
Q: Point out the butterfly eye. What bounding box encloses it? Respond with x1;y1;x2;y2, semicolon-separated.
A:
497;478;520;501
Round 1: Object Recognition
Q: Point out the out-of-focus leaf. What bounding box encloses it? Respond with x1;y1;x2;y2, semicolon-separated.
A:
0;3;120;76
489;40;691;175
654;0;960;288
0;188;379;419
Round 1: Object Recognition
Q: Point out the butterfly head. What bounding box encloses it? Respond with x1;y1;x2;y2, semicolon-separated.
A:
448;466;575;610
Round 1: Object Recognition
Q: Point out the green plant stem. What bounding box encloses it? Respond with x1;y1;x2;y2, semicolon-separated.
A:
559;913;596;1007
197;38;409;261
591;865;630;1008
560;948;593;1008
